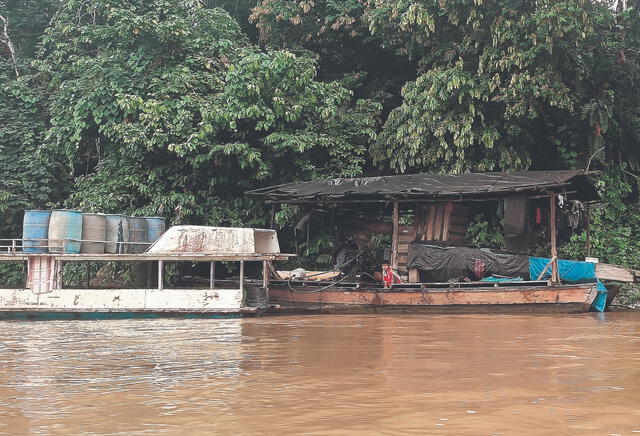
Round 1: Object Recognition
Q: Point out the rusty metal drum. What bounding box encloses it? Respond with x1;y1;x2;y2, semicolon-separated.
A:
48;209;83;253
127;217;148;253
80;213;106;254
145;217;166;245
105;214;129;254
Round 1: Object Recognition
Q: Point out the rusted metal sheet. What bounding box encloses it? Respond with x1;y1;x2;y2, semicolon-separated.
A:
269;285;597;311
148;226;280;254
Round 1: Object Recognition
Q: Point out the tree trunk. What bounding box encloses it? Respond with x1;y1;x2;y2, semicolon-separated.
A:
0;13;20;78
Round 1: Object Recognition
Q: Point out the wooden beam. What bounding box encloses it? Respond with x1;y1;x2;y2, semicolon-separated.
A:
270;204;276;229
585;204;591;257
549;193;559;284
239;260;245;292
536;256;557;281
391;201;399;270
596;263;639;282
408;267;420;283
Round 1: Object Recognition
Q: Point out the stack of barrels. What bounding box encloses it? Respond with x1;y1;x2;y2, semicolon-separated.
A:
22;210;166;254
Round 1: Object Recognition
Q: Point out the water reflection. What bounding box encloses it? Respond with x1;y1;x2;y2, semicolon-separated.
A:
0;313;639;434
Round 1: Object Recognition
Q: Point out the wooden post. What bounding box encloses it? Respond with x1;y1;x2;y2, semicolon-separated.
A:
239;260;245;292
549;193;559;285
209;261;216;289
158;260;163;290
391;201;399;270
585;204;591;258
270;204;276;229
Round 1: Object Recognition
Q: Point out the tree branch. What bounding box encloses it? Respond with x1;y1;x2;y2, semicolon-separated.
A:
0;12;20;78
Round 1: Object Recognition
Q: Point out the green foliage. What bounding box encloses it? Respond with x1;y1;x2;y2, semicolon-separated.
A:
37;0;379;227
560;167;640;268
615;283;640;307
367;0;640;173
465;215;505;250
0;263;25;287
0;67;65;239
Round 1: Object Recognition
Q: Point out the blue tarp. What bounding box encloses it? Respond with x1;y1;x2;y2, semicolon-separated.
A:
529;257;607;312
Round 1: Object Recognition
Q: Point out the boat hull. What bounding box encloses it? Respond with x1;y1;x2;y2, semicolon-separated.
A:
0;310;251;321
269;284;598;314
0;287;255;320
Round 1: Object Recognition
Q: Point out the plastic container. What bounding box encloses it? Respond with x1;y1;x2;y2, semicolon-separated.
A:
22;210;51;253
48;209;83;253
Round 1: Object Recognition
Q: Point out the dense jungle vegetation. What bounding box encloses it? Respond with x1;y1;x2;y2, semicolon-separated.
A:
1;0;640;303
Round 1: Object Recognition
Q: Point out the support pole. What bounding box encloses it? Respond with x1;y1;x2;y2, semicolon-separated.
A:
549;193;559;285
585;204;591;258
239;260;245;292
210;261;216;289
158;260;163;290
262;260;269;288
270;204;276;229
55;260;63;289
146;262;152;288
85;261;91;288
391;201;399;270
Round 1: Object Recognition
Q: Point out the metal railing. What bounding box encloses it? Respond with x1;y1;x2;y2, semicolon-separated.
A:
0;238;152;254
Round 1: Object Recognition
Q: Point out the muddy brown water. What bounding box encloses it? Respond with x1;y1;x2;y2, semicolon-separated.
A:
1;313;639;435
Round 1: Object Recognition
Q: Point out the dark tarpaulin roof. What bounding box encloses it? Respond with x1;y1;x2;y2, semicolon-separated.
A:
246;170;600;203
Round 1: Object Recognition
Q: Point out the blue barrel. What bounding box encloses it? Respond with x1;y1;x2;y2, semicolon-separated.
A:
48;209;83;253
127;217;148;253
22;210;51;253
145;217;166;245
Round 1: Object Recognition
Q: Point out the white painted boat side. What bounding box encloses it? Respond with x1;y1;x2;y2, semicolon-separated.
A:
0;288;243;311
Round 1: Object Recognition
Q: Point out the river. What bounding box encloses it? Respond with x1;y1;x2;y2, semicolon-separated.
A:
0;313;639;435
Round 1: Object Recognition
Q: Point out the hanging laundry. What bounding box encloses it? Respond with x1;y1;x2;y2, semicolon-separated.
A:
567;199;585;229
558;194;566;208
535;207;542;225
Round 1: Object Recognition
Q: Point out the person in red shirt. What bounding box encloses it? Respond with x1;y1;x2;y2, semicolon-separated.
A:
382;262;400;288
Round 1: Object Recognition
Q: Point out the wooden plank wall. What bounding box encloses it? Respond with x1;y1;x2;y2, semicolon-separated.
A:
396;203;471;275
407;203;472;282
396;225;415;273
416;203;471;245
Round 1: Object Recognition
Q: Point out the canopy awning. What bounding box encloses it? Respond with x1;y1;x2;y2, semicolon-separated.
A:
246;170;599;203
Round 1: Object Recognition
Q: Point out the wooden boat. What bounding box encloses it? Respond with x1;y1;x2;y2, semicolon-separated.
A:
247;170;615;313
267;279;598;314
